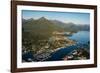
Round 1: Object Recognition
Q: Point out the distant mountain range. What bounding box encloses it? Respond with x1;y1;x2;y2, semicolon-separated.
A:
22;17;90;34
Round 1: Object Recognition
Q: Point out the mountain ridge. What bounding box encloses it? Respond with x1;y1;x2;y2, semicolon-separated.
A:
22;17;90;33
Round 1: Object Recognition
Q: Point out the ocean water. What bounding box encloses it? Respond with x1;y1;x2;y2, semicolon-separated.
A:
48;31;90;61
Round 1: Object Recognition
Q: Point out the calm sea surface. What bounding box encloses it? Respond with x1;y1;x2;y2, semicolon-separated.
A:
48;31;90;61
22;31;90;61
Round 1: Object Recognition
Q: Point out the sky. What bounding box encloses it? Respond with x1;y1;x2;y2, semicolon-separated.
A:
22;10;90;25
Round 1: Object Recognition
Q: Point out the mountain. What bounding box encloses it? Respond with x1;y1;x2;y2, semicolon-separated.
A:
23;17;63;32
38;17;47;21
22;17;64;40
22;17;90;48
22;17;90;36
51;20;89;32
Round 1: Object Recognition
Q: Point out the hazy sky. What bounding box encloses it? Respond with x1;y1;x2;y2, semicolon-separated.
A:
22;10;90;25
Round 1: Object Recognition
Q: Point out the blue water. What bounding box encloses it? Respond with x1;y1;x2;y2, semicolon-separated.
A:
48;31;90;61
69;31;90;44
22;31;90;61
22;51;34;62
47;45;78;61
